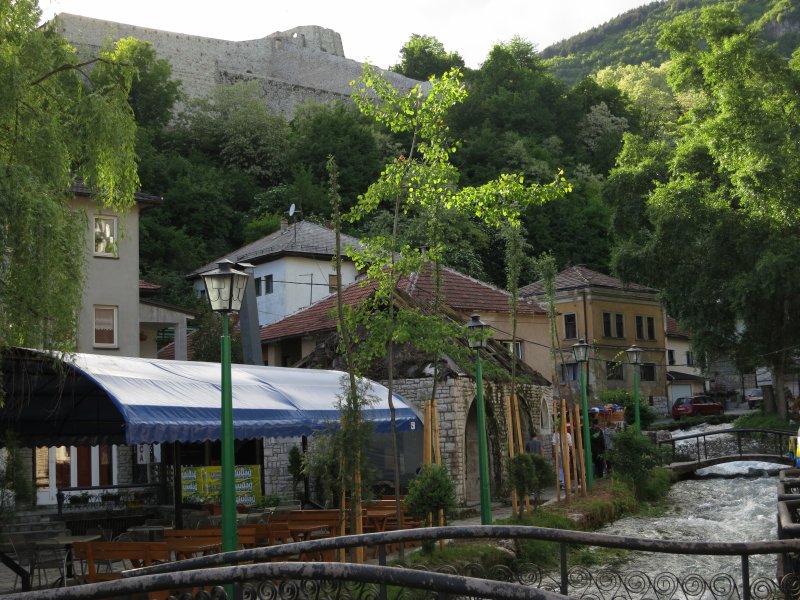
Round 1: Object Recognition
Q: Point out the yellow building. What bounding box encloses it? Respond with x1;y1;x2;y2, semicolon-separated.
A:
520;265;669;415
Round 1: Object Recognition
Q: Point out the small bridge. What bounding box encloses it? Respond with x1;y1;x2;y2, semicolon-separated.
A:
657;428;795;476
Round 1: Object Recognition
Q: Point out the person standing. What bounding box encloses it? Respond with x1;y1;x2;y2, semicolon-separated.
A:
525;430;544;456
590;421;606;478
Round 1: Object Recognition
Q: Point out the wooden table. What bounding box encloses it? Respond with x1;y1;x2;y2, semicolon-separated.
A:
364;509;395;533
36;533;101;583
128;524;174;541
165;539;221;561
287;523;331;543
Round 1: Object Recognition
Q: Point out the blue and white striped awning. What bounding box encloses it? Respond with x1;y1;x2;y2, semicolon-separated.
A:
0;350;420;446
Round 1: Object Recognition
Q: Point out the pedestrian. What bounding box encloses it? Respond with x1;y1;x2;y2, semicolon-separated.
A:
525;430;544;457
590;421;606;478
552;425;573;489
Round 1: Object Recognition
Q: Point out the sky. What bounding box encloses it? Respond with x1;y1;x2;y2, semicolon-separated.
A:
40;0;656;70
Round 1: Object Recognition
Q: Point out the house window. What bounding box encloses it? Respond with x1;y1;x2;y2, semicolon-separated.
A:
686;351;695;366
603;312;624;338
263;275;273;295
606;360;623;381
668;350;675;365
328;274;339;294
561;363;578;383
640;363;656;381
503;341;524;360
564;313;577;339
255;277;262;296
93;216;118;257
636;315;656;340
94;305;118;348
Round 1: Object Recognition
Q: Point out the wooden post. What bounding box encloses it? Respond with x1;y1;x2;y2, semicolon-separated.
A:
512;394;531;514
560;398;571;503
505;395;518;516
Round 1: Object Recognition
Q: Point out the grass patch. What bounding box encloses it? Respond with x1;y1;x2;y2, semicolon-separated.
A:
398;542;514;569
733;413;795;431
392;470;672;574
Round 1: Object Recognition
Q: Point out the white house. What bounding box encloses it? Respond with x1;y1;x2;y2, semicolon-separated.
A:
188;220;362;330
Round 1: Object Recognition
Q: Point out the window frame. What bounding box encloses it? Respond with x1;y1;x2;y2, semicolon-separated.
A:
635;315;656;341
640;363;656;382
563;313;577;340
328;273;339;294
263;274;274;295
560;362;578;383
686;351;695;367
503;340;524;360
93;215;118;258
667;349;675;366
93;305;118;348
603;312;624;338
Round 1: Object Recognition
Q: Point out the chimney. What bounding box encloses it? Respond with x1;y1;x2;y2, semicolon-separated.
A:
280;217;289;231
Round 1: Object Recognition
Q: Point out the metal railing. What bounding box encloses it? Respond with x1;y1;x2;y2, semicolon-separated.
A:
5;525;800;600
657;427;794;470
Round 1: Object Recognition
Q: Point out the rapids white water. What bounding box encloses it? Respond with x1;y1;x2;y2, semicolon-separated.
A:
595;423;784;579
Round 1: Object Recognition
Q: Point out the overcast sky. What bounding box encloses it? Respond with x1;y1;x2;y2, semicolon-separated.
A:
41;0;657;70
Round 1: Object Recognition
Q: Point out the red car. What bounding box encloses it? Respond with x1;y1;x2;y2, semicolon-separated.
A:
671;395;724;419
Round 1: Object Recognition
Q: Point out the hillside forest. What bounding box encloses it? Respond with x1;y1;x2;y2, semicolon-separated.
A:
67;0;800;387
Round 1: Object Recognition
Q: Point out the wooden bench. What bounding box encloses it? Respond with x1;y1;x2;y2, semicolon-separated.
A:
72;541;172;600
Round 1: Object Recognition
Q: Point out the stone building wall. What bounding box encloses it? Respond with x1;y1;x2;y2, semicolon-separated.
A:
391;376;552;505
55;13;424;118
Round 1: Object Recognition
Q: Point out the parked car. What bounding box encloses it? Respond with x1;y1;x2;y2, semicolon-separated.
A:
671;395;725;419
745;388;764;409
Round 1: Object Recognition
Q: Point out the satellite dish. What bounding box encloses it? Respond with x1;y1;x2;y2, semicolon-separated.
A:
288;203;296;217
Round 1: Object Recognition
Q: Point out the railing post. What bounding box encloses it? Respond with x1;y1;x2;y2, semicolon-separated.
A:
560;541;568;596
56;488;65;516
378;544;387;600
741;555;750;600
737;430;743;456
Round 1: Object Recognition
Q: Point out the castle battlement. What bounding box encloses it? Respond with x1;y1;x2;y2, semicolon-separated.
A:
55;13;422;117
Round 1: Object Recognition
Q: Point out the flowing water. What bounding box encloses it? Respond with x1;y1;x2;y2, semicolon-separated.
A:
595;423;783;580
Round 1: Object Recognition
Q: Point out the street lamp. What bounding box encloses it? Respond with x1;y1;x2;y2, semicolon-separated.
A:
466;314;492;525
572;338;593;487
626;344;643;431
200;259;250;557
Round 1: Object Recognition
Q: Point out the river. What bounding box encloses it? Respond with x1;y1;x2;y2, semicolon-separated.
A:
596;423;785;579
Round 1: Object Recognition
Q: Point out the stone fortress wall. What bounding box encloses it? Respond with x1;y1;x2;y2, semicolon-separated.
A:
55;14;423;117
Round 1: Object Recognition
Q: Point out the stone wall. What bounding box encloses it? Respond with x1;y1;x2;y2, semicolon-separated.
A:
392;376;552;505
55;13;424;118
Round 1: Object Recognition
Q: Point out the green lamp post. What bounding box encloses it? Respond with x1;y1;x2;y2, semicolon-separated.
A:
466;314;492;525
200;259;250;558
572;338;593;487
626;344;643;431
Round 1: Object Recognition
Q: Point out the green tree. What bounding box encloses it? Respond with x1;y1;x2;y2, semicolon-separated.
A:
391;34;465;80
0;0;139;355
289;101;386;214
180;81;290;187
612;3;800;417
90;37;181;129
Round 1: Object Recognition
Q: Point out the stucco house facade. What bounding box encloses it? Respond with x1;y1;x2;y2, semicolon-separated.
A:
32;183;196;506
520;265;669;416
188;220;361;336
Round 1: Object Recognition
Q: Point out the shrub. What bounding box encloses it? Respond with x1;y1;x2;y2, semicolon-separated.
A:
404;464;456;526
605;428;671;499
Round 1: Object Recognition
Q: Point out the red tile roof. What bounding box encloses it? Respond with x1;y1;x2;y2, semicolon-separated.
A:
519;265;658;296
260;265;546;343
138;279;162;291
666;315;690;339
